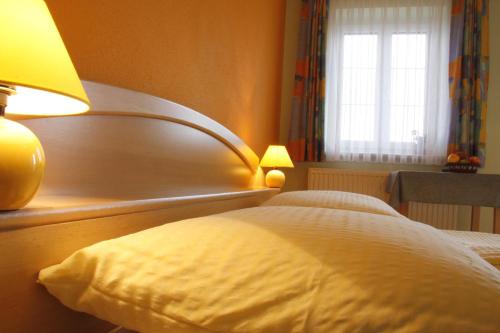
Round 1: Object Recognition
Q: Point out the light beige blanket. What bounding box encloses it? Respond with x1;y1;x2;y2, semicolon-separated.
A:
443;230;500;269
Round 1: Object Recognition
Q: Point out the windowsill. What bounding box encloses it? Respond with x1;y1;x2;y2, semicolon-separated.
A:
295;160;442;172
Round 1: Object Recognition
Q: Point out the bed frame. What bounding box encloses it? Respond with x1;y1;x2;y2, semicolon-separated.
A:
0;82;275;333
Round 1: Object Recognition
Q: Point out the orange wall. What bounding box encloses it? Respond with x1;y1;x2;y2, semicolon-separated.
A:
45;0;285;156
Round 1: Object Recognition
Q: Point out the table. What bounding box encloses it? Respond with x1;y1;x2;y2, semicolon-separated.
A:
387;171;500;233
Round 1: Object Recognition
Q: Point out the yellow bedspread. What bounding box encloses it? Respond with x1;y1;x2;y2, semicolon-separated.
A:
39;206;500;333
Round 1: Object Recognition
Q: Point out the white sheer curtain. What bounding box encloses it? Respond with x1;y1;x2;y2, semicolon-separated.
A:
325;0;451;164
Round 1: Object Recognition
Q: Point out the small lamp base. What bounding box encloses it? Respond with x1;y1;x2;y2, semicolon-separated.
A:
0;117;45;211
265;169;285;188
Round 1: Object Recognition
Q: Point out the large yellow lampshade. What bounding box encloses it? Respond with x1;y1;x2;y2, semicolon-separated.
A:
0;0;90;115
260;145;294;188
0;0;90;211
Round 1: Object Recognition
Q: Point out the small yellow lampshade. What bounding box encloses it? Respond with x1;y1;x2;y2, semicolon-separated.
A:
260;145;294;168
0;0;90;115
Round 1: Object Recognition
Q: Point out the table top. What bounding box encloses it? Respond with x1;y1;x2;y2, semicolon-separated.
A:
387;171;500;208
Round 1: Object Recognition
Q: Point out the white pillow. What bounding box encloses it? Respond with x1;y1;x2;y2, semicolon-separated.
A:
262;190;400;217
39;206;500;333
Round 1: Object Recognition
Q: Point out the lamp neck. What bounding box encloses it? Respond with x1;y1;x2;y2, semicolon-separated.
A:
0;85;15;117
0;95;6;117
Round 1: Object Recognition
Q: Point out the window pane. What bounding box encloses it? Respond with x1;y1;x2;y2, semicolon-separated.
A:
390;33;426;143
340;34;377;142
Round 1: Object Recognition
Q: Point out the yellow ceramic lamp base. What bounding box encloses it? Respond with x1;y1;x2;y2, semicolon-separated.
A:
0;117;45;211
265;169;286;188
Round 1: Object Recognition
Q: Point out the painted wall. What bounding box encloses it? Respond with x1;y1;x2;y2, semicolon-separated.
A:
280;0;302;144
280;0;500;231
46;0;286;157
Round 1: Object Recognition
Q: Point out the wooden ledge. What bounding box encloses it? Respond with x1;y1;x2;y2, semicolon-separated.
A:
0;188;279;231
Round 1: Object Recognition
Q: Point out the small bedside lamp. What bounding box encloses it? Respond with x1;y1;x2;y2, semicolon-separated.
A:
260;145;294;188
0;0;90;210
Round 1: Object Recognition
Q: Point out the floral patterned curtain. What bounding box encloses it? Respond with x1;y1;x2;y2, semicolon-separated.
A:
448;0;489;164
287;0;329;162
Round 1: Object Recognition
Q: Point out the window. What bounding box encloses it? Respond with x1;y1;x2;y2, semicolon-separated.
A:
389;33;426;143
340;34;378;142
325;0;451;164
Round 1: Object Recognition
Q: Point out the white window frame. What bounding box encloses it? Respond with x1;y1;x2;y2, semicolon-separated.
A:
337;30;429;154
325;0;451;164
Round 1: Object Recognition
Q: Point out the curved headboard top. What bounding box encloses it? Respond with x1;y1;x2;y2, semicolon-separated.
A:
83;81;260;172
11;81;266;213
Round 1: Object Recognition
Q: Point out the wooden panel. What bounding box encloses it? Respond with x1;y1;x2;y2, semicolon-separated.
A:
22;115;256;199
471;206;481;232
11;81;266;200
12;81;260;173
0;189;276;333
494;208;500;234
399;202;409;217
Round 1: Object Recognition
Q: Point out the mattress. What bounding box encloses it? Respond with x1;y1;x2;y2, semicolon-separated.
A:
443;230;500;269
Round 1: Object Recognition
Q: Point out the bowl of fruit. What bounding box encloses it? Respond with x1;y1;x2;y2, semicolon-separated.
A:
442;152;480;173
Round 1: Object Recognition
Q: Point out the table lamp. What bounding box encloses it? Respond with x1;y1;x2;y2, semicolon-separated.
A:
260;145;294;188
0;0;90;211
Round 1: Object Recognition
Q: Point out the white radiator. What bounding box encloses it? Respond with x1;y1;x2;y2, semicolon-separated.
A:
307;168;459;230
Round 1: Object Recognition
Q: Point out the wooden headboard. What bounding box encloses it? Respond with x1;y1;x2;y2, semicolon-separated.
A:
0;82;274;333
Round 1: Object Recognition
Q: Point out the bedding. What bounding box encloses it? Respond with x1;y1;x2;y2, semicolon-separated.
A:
263;190;500;271
261;190;400;217
443;230;500;269
39;205;500;333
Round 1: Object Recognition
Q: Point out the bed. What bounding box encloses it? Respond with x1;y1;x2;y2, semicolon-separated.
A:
2;83;500;333
0;81;275;333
